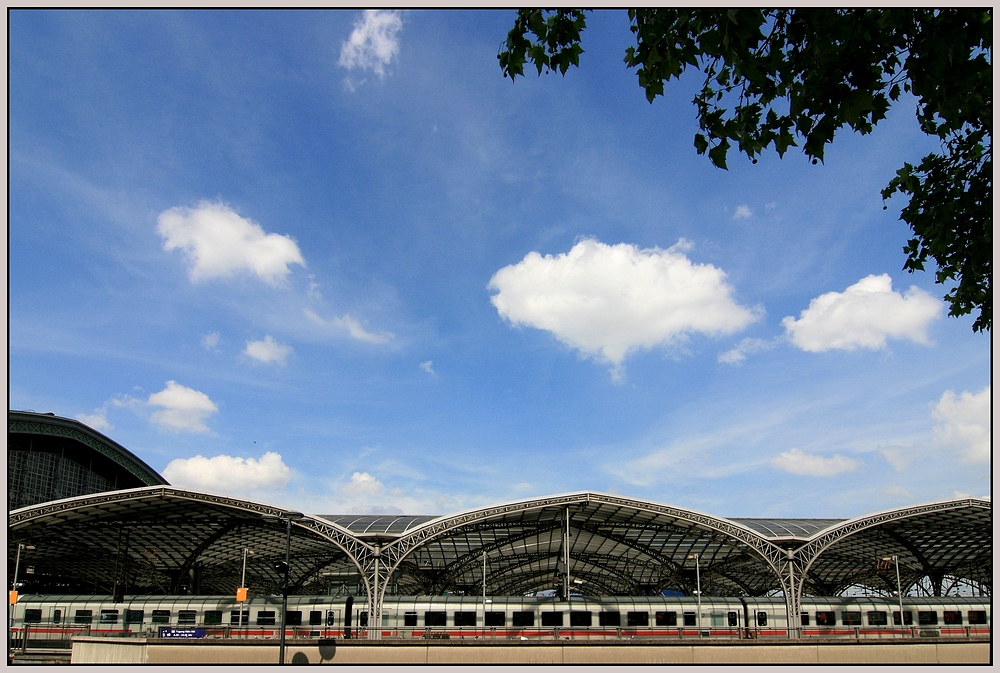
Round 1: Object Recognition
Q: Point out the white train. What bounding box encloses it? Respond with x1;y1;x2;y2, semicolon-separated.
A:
10;594;990;642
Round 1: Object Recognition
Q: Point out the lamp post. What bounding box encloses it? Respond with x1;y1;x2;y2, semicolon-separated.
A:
9;544;35;634
687;554;701;634
882;556;905;634
262;513;304;665
238;549;253;638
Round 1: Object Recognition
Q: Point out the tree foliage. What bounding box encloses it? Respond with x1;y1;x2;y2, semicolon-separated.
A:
498;9;991;332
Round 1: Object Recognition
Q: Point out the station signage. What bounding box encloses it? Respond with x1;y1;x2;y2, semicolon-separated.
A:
158;627;206;638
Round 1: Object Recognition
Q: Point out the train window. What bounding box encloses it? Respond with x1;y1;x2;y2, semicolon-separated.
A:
683;612;696;627
892;611;913;626
178;610;197;625
101;609;120;623
23;609;42;623
359;612;368;627
800;613;810;626
867;611;888;626
512;611;534;627
841;612;862;626
655;611;677;627
309;611;323;626
286;611;302;626
541;612;563;627
918;611;938;626
404;612;418;627
943;611;962;625
151;610;171;624
570;611;592;627
326;611;336;627
728;612;739;627
256;610;276;626
125;610;144;623
53;610;62;625
74;610;93;624
424;611;447;627
756;612;768;627
627;612;648;627
454;612;476;627
204;611;223;626
485;611;505;627
231;610;249;625
815;611;836;626
968;611;987;625
599;611;620;627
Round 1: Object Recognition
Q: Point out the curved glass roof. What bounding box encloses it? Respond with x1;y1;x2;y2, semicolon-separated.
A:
8;487;991;600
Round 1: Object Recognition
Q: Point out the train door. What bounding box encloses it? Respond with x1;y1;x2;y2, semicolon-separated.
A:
325;609;340;635
51;605;68;642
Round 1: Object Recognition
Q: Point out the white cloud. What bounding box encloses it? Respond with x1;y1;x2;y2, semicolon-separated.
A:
338;10;402;78
781;274;942;352
201;331;220;350
733;205;753;219
419;360;435;375
147;381;218;433
718;337;774;365
244;335;293;365
162;452;291;492
880;445;914;471
304;309;393;344
488;239;758;377
157;201;305;286
76;412;111;432
770;448;859;477
932;386;990;463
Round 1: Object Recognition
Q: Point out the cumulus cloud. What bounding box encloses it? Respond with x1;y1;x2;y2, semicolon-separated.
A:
77;412;111;432
781;274;942;352
201;332;220;350
419;361;435;375
733;205;753;219
718;337;774;365
157;201;305;286
244;335;293;365
338;10;402;78
147;381;218;433
770;448;859;477
932;386;990;463
162;452;291;492
488;239;758;377
304;309;393;344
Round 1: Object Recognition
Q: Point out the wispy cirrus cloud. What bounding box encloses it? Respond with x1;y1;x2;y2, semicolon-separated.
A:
304;308;393;345
770;448;859;477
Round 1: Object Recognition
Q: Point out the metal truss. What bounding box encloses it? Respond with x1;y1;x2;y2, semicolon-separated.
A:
8;414;165;486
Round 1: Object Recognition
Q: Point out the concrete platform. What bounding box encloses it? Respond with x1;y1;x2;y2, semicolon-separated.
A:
70;636;991;665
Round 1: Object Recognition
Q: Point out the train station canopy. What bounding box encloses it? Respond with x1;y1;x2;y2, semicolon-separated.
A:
8;487;990;599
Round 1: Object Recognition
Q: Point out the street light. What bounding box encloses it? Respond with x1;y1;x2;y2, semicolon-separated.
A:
237;549;254;638
262;513;305;665
882;556;905;634
687;554;701;635
9;544;36;639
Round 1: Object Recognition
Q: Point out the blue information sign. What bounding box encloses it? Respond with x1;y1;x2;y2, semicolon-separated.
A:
158;627;206;638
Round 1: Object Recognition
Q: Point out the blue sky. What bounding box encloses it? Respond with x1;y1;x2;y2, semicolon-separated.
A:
8;10;990;519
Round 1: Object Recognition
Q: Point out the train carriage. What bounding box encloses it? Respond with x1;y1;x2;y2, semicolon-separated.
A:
10;594;990;644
